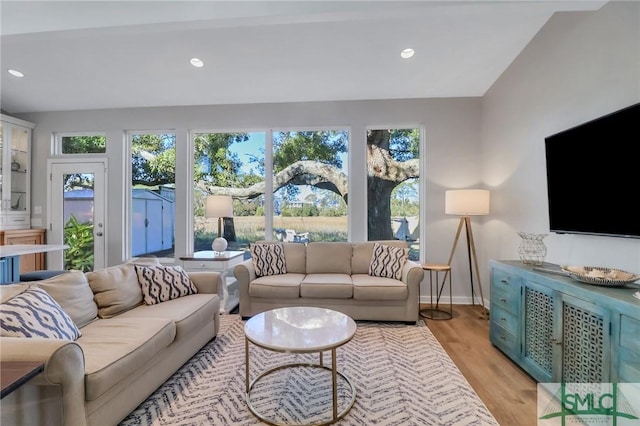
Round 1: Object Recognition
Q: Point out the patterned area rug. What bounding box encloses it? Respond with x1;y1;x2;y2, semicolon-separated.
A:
120;315;498;425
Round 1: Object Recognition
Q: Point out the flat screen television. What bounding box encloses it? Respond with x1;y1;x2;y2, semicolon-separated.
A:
544;102;640;239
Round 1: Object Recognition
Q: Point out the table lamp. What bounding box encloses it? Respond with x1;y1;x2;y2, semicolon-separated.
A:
444;189;490;318
205;195;234;254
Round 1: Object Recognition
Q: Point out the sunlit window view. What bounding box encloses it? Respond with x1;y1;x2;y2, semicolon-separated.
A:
192;132;266;252
192;130;349;253
130;132;176;258
367;128;420;260
272;130;348;243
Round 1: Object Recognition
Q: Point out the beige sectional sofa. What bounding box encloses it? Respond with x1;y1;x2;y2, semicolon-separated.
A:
0;258;223;426
234;240;423;323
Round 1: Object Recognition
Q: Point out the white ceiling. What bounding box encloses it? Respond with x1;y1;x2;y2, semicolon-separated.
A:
0;1;606;114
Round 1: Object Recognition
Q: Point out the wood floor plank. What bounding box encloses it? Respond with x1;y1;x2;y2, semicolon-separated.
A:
423;304;538;426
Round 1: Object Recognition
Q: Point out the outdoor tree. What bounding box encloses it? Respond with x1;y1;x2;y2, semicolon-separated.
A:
198;129;419;239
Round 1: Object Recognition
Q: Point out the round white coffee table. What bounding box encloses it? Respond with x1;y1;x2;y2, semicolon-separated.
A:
244;306;357;426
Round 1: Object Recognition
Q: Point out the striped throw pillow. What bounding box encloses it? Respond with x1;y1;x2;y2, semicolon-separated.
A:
135;265;198;305
0;286;82;340
250;243;287;277
369;242;409;280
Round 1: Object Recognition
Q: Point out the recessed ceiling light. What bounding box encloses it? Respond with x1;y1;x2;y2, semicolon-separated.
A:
190;58;204;68
8;69;24;77
400;48;415;59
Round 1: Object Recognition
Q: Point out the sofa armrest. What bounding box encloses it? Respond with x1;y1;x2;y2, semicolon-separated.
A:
1;337;87;426
187;271;224;298
234;259;256;317
402;260;424;289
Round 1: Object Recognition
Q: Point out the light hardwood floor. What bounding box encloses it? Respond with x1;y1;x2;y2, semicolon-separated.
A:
423;304;538;426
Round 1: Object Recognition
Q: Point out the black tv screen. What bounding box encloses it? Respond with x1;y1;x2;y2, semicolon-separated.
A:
544;102;640;238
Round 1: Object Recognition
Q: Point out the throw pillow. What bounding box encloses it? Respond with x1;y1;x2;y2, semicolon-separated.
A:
34;270;98;328
250;243;287;277
134;265;198;305
0;286;82;340
369;242;409;280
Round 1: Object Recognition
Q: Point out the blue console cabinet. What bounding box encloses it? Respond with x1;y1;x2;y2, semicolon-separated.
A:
490;260;640;383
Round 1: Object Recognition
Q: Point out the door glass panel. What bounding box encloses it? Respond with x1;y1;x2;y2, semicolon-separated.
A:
62;172;95;272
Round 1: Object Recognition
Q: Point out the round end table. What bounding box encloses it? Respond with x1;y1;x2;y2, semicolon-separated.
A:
420;263;453;320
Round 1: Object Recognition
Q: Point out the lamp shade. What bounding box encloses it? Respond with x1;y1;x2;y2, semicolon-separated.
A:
445;189;490;216
205;195;234;218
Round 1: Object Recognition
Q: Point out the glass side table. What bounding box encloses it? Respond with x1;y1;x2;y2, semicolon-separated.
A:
419;263;453;320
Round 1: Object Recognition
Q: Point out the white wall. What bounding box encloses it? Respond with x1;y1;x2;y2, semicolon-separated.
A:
21;98;483;302
483;2;640;278
19;1;639;306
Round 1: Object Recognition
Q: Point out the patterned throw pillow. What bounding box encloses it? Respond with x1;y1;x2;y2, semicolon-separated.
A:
250;243;287;277
135;265;198;305
369;242;409;280
0;286;82;340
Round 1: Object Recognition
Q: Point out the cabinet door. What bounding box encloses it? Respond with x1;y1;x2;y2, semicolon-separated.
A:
521;280;557;383
560;294;610;383
1;229;46;273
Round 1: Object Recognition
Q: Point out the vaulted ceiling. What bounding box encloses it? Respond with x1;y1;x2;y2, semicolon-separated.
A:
0;1;606;114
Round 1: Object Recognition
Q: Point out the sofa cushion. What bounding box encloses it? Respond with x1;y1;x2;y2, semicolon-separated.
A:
352;274;409;301
135;265;198;305
79;317;175;401
253;241;306;273
369;242;409;280
0;286;82;340
301;274;353;298
249;273;305;299
86;257;159;318
250;243;287;277
306;242;352;274
33;270;98;328
118;293;219;340
0;283;28;304
352;240;409;274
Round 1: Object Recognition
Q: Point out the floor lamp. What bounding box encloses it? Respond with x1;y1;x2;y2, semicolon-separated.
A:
444;189;490;319
205;195;234;254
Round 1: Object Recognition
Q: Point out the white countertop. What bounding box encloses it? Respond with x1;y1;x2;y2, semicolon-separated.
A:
0;244;69;257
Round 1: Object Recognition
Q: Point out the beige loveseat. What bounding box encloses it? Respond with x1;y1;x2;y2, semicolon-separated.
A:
0;259;223;426
234;240;423;323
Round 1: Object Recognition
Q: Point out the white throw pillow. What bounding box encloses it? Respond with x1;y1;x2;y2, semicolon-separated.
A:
135;265;198;305
250;243;287;277
369;242;409;280
0;286;82;340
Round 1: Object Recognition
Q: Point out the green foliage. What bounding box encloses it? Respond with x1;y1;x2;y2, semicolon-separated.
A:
131;134;176;186
272;131;347;172
64;214;94;272
62;135;106;154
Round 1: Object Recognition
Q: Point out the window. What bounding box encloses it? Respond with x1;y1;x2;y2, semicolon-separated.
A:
367;128;420;260
129;132;176;258
55;133;106;154
192;131;266;252
272;130;349;243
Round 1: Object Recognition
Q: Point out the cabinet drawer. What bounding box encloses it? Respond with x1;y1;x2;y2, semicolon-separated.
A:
490;304;519;335
0;214;30;228
620;315;640;353
181;260;225;271
490;322;519;358
491;274;520;313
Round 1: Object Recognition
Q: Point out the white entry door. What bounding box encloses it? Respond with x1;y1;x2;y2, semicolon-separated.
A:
48;160;107;271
